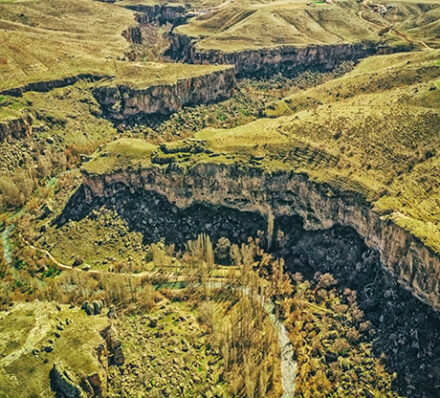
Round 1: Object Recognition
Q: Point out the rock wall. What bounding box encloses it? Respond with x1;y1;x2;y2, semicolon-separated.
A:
124;4;188;26
92;67;235;121
0;115;32;142
50;363;87;398
122;25;142;44
81;163;440;311
49;319;124;397
166;34;412;77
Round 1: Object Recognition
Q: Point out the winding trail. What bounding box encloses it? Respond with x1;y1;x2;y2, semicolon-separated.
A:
358;0;433;50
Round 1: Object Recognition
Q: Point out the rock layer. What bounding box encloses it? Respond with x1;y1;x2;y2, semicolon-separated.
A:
92;68;235;121
166;35;411;77
122;25;142;44
81;163;440;311
125;4;187;26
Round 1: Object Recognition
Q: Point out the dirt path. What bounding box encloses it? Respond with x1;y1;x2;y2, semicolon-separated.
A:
1;224;14;266
359;0;433;50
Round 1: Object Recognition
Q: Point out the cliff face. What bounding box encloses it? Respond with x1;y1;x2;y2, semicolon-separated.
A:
122;25;142;44
0;115;32;142
49;323;124;397
81;163;440;311
125;4;187;25
92;68;236;121
166;34;411;77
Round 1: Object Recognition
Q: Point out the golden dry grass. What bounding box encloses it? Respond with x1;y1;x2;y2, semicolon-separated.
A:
175;0;440;52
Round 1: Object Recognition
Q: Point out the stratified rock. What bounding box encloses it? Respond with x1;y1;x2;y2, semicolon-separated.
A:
81;161;440;312
92;67;235;121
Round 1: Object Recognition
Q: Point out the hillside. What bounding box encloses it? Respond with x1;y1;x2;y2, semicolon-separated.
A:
173;0;440;52
84;50;440;254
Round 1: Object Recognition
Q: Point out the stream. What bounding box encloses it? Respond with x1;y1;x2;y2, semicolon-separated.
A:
1;223;14;266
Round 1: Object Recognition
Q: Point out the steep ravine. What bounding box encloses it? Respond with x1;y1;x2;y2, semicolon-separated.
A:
165;35;412;77
60;163;440;397
124;3;188;26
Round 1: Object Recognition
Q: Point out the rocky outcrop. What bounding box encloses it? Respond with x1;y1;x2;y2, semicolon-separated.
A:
166;34;412;77
50;363;87;398
81;163;440;312
50;362;108;398
122;25;142;44
0;115;32;142
92;67;235;121
100;325;125;366
124;4;188;26
49;321;123;397
0;74;105;97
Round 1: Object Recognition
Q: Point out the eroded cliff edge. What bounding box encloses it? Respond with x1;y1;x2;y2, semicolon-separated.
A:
92;66;235;121
80;161;440;312
166;34;411;78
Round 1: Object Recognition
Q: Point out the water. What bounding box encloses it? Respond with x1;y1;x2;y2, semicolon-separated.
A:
1;223;14;265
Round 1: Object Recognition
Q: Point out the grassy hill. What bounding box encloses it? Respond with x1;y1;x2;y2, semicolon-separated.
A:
0;0;134;90
174;0;440;52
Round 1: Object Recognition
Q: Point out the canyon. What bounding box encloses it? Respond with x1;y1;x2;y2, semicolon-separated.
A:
79;161;440;312
166;35;410;77
53;156;440;397
0;0;439;396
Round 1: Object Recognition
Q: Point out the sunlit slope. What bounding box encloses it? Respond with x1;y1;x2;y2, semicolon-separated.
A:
0;0;134;90
174;0;440;52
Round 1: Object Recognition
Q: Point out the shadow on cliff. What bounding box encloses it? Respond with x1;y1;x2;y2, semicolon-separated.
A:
276;216;440;398
55;186;440;398
54;185;268;249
